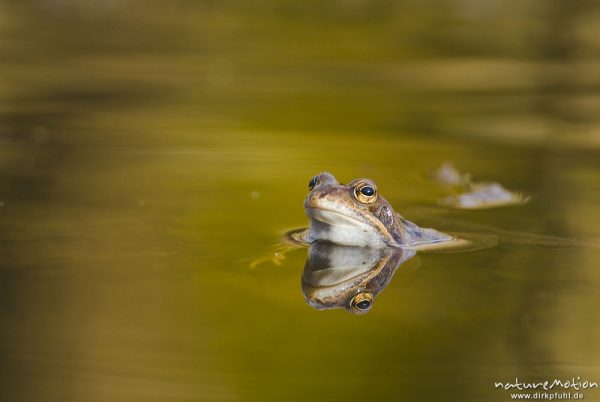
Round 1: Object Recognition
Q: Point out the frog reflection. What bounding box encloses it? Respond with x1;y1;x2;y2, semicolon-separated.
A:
301;241;416;314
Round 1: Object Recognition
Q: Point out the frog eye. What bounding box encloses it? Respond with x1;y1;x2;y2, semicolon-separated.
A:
355;183;377;203
308;176;318;190
349;291;374;314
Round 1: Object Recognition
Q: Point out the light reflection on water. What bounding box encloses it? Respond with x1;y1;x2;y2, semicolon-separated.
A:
1;1;600;402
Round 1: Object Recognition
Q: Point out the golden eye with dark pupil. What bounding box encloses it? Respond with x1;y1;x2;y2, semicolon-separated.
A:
355;184;377;203
356;300;371;310
349;291;374;314
308;176;318;190
360;186;375;196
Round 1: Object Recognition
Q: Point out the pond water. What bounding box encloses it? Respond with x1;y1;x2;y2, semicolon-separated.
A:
1;2;600;402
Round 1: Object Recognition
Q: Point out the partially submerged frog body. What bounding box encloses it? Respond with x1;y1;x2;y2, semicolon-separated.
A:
433;162;530;209
432;162;470;187
295;172;454;249
439;182;530;209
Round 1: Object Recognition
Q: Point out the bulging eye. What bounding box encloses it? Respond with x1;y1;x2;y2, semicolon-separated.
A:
349;291;374;314
360;186;375;196
355;183;377;203
356;300;371;309
308;176;318;190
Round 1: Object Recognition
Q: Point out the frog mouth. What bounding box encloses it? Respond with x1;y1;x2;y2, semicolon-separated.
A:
305;206;372;228
305;206;392;248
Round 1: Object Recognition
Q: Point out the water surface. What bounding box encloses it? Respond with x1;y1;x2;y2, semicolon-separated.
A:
1;2;600;401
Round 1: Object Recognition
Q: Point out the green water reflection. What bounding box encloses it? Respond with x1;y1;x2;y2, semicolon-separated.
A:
1;1;600;402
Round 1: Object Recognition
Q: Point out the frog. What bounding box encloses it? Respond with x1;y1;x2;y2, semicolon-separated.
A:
291;171;455;249
432;162;530;209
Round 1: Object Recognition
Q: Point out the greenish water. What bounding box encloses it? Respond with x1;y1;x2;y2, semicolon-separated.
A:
1;2;600;402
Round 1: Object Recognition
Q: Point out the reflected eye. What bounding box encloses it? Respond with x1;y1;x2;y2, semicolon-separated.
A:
308;176;318;190
356;300;371;310
355;183;377;203
349;291;374;314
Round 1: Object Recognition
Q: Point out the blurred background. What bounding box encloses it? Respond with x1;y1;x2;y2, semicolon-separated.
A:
1;1;599;401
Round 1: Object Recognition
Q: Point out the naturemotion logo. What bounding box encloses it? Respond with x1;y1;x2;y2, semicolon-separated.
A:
494;377;598;400
495;377;598;392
